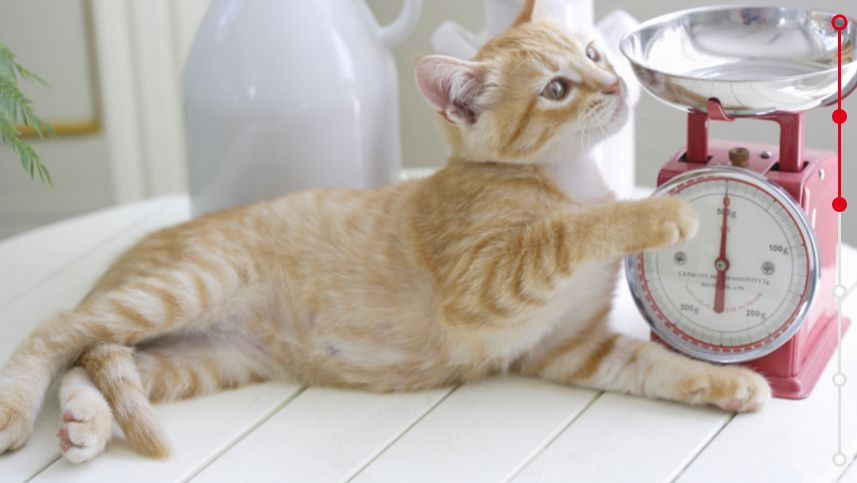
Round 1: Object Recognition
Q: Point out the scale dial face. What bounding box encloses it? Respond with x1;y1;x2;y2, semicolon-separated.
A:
626;167;820;363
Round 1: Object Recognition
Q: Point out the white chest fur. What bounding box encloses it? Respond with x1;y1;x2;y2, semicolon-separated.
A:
542;153;613;202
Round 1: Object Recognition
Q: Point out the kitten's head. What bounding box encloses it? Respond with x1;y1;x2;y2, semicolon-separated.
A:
416;0;627;164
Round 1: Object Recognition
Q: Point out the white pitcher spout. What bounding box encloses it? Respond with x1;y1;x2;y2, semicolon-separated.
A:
431;21;479;59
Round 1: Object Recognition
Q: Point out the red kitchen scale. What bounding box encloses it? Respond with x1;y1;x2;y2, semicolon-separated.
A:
620;7;857;398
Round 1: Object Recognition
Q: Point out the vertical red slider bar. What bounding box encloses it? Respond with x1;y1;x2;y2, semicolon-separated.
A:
833;14;848;212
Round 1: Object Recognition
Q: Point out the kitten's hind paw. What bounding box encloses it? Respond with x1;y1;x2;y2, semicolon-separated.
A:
58;369;113;463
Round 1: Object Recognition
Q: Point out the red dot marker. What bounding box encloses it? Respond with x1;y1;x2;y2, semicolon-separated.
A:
833;109;847;124
833;14;848;31
833;197;848;212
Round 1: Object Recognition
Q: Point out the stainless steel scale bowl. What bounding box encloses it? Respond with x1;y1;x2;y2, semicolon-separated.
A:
620;6;857;116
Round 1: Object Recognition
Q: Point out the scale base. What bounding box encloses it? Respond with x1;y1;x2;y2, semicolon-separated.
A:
750;311;851;399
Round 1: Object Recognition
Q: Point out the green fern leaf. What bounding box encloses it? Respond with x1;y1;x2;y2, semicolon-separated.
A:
0;41;53;184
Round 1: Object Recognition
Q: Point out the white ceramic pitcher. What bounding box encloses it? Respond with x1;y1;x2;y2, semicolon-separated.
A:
185;0;422;216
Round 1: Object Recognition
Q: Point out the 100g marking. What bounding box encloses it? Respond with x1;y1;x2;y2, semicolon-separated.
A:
769;244;790;255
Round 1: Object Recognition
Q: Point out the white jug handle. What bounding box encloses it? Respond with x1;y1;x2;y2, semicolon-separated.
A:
377;0;423;47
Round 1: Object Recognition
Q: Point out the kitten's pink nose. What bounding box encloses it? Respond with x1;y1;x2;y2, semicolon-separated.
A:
603;80;621;96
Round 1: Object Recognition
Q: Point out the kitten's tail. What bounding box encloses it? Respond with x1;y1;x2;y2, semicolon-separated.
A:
77;343;171;459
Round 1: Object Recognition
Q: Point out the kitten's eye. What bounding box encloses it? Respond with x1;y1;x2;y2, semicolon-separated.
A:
586;45;601;62
541;78;570;101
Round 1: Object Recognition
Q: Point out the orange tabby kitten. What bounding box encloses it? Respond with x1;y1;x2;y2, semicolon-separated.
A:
0;0;769;464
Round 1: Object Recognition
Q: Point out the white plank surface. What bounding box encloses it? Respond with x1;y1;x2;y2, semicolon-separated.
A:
0;196;175;308
840;460;857;483
32;383;303;483
511;393;729;483
192;387;452;483
351;376;598;483
676;260;857;483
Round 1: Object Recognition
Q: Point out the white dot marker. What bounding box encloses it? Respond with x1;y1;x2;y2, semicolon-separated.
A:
834;284;847;299
833;372;847;386
834;452;848;467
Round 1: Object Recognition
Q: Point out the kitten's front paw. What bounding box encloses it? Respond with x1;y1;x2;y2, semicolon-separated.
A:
638;197;699;250
0;397;34;454
677;366;771;412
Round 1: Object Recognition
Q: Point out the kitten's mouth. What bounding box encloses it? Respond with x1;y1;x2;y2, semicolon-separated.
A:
587;98;626;126
609;102;627;123
592;101;626;129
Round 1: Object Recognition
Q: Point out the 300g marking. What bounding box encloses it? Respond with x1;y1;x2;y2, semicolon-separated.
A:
681;303;700;315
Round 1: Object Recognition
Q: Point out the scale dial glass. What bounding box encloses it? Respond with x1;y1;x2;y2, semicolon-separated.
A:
626;167;820;363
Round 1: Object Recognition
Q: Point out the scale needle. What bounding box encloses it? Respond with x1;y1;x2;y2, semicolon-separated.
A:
713;190;730;313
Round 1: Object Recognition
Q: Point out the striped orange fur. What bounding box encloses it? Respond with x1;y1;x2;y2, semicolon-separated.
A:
0;0;770;463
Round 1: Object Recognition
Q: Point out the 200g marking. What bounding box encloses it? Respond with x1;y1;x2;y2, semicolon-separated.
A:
746;309;767;319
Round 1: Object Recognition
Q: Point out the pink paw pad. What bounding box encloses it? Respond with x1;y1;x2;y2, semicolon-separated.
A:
57;427;74;452
723;399;744;411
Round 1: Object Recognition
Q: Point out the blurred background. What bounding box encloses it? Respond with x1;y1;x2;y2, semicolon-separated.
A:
0;0;853;241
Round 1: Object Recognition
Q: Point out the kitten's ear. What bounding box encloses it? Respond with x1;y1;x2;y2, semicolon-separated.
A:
513;0;568;27
512;0;568;27
512;0;536;26
415;55;487;125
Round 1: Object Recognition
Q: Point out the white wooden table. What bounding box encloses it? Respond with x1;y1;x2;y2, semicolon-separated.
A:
1;192;857;483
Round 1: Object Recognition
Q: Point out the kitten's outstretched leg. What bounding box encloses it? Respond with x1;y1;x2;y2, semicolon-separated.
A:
0;311;77;454
554;197;700;264
442;197;698;326
57;367;113;463
516;321;771;412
